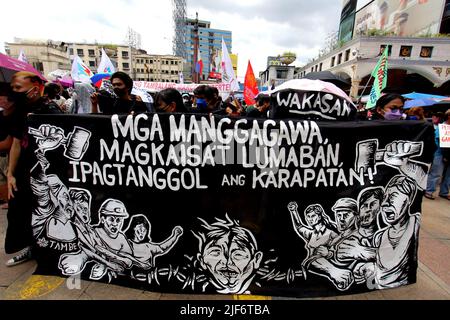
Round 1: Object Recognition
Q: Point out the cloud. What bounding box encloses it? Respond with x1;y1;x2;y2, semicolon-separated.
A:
0;0;342;80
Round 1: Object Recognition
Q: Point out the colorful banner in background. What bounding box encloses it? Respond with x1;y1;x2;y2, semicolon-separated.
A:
28;114;434;298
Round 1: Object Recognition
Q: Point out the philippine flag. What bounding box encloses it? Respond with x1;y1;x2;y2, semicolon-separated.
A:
195;47;203;75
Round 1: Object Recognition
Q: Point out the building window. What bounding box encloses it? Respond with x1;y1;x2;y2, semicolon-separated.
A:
276;69;288;79
89;61;95;67
150;59;154;64
122;51;129;58
420;46;433;58
88;49;95;57
399;46;412;57
337;53;343;65
69;48;74;55
32;62;44;72
379;45;392;56
77;49;84;56
345;49;350;62
331;56;336;67
123;63;130;69
319;63;323;72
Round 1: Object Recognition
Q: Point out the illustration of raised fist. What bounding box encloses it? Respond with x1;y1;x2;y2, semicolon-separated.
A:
30;125;65;152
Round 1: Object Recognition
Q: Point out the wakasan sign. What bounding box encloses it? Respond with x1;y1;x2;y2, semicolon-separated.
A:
28;111;434;298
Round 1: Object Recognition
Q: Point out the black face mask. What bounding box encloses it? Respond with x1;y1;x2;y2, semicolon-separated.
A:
9;87;34;105
113;88;128;97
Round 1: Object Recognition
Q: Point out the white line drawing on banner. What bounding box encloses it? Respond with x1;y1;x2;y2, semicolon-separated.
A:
191;215;264;294
124;214;183;268
29;125;91;161
354;175;421;289
335;187;384;265
59;199;150;281
287;202;355;291
355;140;429;189
31;147;77;243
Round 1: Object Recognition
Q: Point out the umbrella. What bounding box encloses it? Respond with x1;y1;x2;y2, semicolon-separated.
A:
404;98;440;109
402;92;448;100
91;73;111;88
271;79;354;104
0;52;46;82
304;71;350;89
57;77;74;88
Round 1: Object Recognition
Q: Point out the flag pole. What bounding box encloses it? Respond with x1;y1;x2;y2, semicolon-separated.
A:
357;74;374;104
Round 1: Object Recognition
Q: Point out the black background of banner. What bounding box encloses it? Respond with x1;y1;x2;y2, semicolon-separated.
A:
28;114;435;298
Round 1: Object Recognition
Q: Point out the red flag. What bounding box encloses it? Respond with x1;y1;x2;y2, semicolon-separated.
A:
244;60;259;106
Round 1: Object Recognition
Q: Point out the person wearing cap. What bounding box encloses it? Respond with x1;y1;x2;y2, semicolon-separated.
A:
331;198;358;245
335;187;384;264
59;198;136;278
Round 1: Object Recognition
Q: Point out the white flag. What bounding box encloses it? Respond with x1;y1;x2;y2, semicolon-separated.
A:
71;55;93;83
18;50;28;63
179;72;184;84
221;38;239;93
97;48;116;74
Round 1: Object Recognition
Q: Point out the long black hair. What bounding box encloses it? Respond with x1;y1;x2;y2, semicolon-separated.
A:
155;88;187;112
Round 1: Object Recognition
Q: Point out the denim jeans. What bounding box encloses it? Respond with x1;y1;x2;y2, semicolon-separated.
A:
426;155;444;194
439;165;450;196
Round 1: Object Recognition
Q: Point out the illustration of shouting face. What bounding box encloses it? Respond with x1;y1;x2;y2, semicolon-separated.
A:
359;195;381;227
381;176;416;225
199;235;263;294
195;216;263;294
134;223;148;243
102;216;125;239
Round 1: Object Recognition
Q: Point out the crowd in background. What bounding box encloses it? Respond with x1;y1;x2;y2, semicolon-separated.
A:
0;70;449;267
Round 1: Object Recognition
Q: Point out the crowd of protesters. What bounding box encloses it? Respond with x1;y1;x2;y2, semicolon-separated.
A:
0;70;449;267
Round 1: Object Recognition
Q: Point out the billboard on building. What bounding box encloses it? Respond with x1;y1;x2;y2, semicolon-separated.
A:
354;0;446;37
339;0;358;43
208;50;238;80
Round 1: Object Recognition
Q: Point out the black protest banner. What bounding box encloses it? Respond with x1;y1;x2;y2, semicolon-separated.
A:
28;113;434;298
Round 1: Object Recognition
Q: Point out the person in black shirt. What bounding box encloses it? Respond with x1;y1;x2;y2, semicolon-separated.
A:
91;72;148;115
246;95;270;118
0;90;15;207
5;71;62;267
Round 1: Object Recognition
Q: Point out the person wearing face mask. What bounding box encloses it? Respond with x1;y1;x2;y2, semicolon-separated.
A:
91;71;148;115
370;94;406;120
192;85;208;112
5;71;62;267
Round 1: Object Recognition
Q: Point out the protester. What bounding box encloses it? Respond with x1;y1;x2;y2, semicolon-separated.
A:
406;107;425;121
438;110;450;200
246;95;270;118
5;71;62;267
43;82;66;112
154;88;187;113
91;71;147;115
370;93;406;120
71;82;94;114
425;111;446;199
0;88;15;209
192;85;208;111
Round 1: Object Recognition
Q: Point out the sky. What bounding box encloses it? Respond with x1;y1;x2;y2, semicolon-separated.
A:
0;0;342;80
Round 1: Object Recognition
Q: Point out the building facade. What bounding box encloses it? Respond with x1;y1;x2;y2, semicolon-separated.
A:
184;18;233;81
68;43;131;75
5;39;71;77
295;0;450;98
296;36;450;97
134;52;183;83
6;39;183;83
